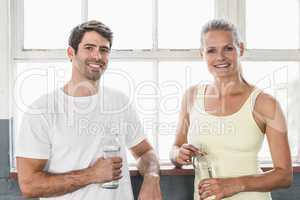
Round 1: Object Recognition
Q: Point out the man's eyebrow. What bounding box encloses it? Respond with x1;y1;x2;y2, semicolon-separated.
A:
83;43;110;49
83;43;97;47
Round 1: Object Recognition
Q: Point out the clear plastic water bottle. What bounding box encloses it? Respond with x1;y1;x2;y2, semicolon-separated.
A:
193;154;213;179
192;154;215;200
101;134;121;189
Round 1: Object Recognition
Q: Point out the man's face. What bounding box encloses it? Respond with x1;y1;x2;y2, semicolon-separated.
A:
68;31;111;81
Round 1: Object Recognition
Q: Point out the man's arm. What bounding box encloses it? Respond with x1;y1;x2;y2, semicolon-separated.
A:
17;156;122;198
130;139;162;200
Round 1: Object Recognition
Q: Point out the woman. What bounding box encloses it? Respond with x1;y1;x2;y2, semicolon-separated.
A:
170;19;292;200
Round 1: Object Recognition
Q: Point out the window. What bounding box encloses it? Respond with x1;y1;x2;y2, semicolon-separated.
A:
24;0;81;49
88;0;153;49
158;0;214;49
246;0;299;49
11;0;300;170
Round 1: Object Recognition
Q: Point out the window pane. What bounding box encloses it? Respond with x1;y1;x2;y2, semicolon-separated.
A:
88;0;152;49
246;0;299;49
158;61;212;160
242;62;300;160
158;0;214;49
24;0;81;49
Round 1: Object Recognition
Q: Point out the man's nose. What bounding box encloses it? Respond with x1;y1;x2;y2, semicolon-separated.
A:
91;49;102;60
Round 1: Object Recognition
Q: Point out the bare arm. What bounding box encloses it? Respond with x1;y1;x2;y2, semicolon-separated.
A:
131;139;159;177
17;156;122;198
170;86;199;167
239;93;292;191
199;93;292;199
131;139;162;200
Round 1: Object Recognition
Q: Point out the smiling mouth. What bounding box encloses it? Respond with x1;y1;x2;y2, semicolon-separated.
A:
87;63;103;72
214;63;230;68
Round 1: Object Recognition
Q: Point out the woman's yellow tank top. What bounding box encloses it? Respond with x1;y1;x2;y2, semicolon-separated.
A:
188;85;272;200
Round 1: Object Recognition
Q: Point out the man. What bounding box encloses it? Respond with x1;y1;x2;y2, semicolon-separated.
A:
16;20;162;200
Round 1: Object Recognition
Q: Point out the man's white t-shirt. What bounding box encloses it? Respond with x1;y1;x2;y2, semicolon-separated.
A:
16;87;146;200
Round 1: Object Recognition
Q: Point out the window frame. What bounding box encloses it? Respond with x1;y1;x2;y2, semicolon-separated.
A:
9;0;300;171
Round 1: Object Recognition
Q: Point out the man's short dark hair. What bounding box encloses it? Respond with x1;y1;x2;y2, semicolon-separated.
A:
68;20;113;53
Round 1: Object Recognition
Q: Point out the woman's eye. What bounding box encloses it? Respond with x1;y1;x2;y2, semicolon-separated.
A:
225;46;234;51
207;49;215;54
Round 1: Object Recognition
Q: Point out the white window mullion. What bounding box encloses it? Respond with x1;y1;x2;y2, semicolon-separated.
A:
236;0;246;44
297;63;300;163
153;0;158;50
215;0;229;19
297;0;300;163
81;0;88;22
13;0;24;59
9;0;16;171
243;49;300;62
153;60;160;157
298;0;300;161
215;0;246;44
226;0;240;25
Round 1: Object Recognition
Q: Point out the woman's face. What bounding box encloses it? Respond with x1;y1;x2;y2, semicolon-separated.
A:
201;30;243;79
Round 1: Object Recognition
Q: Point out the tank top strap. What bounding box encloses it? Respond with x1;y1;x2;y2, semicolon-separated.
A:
196;84;206;98
192;84;206;113
250;88;263;112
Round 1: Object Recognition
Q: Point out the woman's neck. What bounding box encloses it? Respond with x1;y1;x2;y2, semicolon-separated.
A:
210;76;249;97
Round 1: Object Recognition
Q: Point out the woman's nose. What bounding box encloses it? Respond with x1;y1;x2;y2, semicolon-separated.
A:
216;50;225;60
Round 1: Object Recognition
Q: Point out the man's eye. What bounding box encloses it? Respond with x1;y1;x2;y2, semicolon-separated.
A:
99;48;110;53
86;47;93;51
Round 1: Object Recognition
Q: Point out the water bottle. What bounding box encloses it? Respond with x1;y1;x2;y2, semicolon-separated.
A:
192;154;215;200
101;134;121;189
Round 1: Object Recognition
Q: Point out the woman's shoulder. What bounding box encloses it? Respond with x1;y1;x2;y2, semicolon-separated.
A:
253;88;281;120
182;84;204;113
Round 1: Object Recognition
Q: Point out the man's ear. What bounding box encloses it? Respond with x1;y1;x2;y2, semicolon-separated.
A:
67;47;75;61
239;42;245;57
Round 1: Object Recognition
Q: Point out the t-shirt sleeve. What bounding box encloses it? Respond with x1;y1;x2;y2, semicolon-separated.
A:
124;103;147;149
15;112;51;160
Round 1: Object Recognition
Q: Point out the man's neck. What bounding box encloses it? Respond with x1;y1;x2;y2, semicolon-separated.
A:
63;80;99;97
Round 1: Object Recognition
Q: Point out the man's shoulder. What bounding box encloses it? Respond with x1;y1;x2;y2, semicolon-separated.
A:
101;86;129;101
100;87;133;113
25;89;61;113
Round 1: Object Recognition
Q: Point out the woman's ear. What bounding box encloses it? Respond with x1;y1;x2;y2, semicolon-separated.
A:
239;42;245;57
200;49;204;59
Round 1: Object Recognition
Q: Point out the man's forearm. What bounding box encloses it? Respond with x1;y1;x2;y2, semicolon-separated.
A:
135;149;162;199
21;167;94;198
137;149;160;176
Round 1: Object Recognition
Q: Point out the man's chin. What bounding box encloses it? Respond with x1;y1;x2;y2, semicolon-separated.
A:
88;74;101;81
